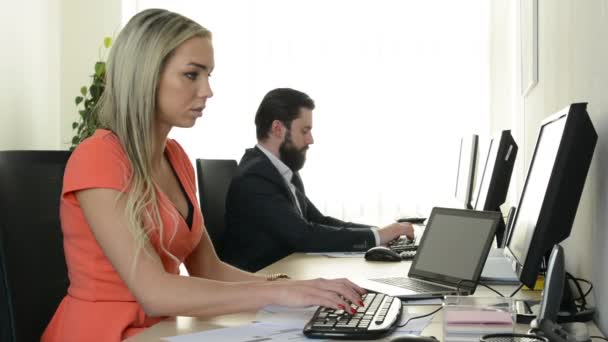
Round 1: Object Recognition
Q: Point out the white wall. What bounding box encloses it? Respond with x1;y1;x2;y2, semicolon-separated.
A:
0;0;121;150
0;0;61;150
59;0;122;149
491;0;608;332
489;0;522;208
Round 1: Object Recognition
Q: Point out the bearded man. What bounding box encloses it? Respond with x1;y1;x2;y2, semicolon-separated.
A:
221;88;413;272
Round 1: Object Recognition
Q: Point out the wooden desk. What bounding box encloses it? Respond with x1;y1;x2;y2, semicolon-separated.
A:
125;253;604;341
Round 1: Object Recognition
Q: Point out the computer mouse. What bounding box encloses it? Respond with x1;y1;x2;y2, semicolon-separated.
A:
364;246;402;262
390;335;438;342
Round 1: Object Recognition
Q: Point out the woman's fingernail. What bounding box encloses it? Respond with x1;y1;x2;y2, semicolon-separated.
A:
358;300;364;306
351;308;357;314
338;304;345;309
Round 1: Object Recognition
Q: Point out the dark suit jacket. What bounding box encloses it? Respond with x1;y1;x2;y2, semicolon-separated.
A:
221;146;375;272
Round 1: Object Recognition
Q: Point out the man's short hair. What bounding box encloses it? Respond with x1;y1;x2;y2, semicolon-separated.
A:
255;88;315;140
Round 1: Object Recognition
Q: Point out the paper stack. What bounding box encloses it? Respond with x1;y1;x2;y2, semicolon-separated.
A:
444;309;514;341
443;296;515;342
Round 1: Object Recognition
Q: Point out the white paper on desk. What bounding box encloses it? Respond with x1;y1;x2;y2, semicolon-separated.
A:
162;321;326;342
394;307;435;335
305;252;365;258
364;313;434;342
255;305;317;325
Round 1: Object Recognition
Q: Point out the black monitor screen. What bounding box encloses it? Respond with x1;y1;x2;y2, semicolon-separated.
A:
505;103;597;288
475;130;517;211
508;118;565;267
474;130;518;247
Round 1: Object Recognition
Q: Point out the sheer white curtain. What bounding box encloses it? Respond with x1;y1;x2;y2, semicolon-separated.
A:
131;0;490;225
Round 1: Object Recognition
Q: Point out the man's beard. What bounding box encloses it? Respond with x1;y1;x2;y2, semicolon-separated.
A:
279;131;307;171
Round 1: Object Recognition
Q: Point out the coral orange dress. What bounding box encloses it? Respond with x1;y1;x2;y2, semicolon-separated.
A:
42;129;203;341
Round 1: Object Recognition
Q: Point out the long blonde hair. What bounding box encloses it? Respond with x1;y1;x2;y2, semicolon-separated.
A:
98;9;211;268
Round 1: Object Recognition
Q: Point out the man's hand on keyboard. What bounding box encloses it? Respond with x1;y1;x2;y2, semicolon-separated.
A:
268;278;366;314
378;222;414;245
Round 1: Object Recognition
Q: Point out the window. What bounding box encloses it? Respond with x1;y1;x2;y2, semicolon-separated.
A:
130;0;490;224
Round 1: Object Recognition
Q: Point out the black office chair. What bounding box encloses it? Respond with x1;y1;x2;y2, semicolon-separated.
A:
0;151;71;342
195;159;237;255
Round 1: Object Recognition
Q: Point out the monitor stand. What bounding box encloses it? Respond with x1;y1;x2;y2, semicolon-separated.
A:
513;268;594;323
529;245;594;342
514;298;539;324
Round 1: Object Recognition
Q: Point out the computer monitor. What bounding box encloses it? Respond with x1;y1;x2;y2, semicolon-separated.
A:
455;135;478;209
474;130;518;247
504;103;597;289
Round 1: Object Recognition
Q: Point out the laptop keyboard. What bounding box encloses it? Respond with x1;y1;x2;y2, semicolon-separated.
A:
303;293;402;339
370;277;453;293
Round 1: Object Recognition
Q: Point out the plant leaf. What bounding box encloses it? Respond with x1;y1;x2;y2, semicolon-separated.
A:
73;36;108;149
90;85;101;99
94;62;105;77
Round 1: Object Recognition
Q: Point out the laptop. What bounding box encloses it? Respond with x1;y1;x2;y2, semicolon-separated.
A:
354;207;501;298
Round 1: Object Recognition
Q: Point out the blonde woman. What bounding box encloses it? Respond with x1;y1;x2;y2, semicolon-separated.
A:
42;9;365;342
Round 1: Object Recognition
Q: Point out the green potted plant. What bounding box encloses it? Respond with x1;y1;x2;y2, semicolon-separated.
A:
70;37;112;150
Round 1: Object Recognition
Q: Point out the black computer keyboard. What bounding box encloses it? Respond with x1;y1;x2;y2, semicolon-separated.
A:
400;249;417;260
387;236;418;253
303;293;402;339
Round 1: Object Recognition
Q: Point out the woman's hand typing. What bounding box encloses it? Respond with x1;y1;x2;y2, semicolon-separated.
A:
266;277;366;313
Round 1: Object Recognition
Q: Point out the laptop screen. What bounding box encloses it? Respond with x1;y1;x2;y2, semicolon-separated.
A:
409;208;500;289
